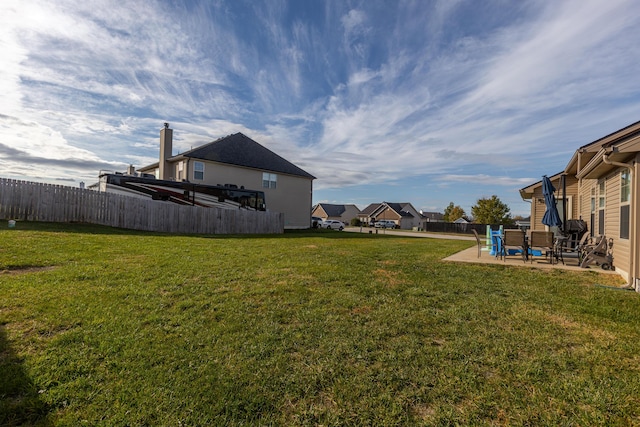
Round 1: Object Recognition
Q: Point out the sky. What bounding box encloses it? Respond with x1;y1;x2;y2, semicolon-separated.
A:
2;0;640;217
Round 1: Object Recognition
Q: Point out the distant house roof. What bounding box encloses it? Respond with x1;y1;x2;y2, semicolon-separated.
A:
385;202;415;218
359;203;382;216
174;132;315;179
315;203;346;217
358;202;418;219
421;211;444;221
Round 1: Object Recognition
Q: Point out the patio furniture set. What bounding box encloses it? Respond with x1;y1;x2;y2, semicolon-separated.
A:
471;228;614;270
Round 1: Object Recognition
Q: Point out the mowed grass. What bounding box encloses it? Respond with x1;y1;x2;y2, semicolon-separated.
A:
1;221;639;426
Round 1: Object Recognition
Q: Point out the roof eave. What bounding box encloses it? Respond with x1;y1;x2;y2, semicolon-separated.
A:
519;171;565;199
578;149;636;179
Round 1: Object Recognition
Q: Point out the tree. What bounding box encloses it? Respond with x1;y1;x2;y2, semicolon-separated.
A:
471;195;513;225
443;202;466;222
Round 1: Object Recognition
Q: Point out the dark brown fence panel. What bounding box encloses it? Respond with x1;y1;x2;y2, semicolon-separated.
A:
422;221;519;234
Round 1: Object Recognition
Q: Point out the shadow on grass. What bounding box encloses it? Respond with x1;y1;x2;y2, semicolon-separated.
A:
1;220;163;236
0;325;52;426
2;220;404;240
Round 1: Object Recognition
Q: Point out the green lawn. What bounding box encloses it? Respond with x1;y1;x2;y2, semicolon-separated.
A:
1;221;638;426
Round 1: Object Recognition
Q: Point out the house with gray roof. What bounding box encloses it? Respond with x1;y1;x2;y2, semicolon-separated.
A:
358;202;422;230
311;203;360;225
139;124;315;229
421;211;444;222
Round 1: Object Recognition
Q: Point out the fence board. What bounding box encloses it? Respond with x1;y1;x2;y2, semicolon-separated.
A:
0;178;283;234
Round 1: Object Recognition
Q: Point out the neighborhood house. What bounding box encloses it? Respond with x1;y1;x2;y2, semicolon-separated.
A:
520;120;640;290
137;124;316;229
311;203;360;225
358;202;422;230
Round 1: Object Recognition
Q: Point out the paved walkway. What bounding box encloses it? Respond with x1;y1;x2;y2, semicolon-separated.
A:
344;227;475;241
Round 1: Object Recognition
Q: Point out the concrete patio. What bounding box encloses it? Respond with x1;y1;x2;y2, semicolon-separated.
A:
441;244;619;273
344;227;617;274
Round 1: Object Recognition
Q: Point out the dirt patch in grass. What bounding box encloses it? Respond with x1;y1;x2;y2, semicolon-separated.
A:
412;403;436;421
544;311;617;341
0;266;57;275
351;305;372;315
373;268;404;287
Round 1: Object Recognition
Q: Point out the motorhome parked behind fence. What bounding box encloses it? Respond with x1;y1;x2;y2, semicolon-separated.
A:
97;171;266;211
0;178;283;234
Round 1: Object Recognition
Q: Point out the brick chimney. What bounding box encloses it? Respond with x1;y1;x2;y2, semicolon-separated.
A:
159;122;173;180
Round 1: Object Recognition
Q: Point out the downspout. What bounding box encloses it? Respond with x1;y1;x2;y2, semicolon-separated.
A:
561;174;567;233
602;150;633;169
602;150;636;290
634;159;640;291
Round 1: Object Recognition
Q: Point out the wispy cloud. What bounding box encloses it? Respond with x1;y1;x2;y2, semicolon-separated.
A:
438;174;536;187
1;0;639;213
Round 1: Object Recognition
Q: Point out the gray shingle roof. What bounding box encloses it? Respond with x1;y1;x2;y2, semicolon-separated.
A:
317;203;346;217
175;132;315;179
385;202;415;218
421;211;444;221
360;203;382;215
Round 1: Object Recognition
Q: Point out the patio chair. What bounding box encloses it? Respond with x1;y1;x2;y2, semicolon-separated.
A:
556;232;590;265
528;230;555;264
580;235;614;270
471;228;499;258
502;229;526;262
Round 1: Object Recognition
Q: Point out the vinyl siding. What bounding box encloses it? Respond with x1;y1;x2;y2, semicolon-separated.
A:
311;205;328;219
377;209;401;221
179;160;313;229
576;173;629;278
605;171;630;277
563;175;579;219
578;179;596;225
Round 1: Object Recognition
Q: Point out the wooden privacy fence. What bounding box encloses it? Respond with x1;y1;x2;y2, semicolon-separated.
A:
0;178;284;234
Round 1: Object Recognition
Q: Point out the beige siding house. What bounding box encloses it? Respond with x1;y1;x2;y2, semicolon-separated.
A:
358;202;422;229
139;124;315;229
521;173;579;232
311;203;360;225
520;120;640;289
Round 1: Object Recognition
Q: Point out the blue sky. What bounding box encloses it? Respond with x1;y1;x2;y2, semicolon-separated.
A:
2;0;640;217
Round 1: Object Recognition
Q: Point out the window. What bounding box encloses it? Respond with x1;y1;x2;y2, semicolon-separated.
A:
621;168;631;203
177;161;184;181
598;180;605;235
194;162;204;180
262;172;277;189
590;188;596;237
621;205;630;239
620;169;631;239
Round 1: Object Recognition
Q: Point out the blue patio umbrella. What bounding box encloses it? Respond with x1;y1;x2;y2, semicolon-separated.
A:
541;175;562;228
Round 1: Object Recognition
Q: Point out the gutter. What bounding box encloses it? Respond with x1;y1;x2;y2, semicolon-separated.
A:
602;147;633;169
